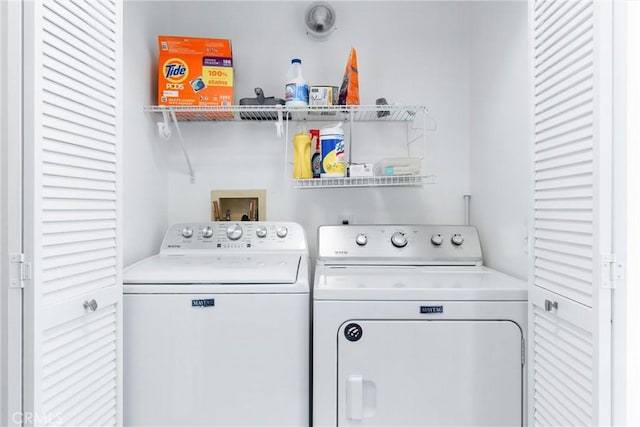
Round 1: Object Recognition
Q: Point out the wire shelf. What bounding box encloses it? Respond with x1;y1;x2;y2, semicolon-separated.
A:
144;105;427;122
145;103;434;185
293;175;436;189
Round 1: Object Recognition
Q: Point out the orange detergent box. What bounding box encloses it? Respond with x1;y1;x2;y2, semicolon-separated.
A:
157;36;233;109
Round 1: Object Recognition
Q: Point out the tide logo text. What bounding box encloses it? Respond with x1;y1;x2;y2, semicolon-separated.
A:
163;58;189;83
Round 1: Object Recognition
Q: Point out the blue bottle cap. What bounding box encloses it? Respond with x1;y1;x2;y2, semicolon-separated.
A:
291;58;302;64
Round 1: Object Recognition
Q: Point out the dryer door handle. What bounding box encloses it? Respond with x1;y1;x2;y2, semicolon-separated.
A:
347;375;377;422
347;375;364;421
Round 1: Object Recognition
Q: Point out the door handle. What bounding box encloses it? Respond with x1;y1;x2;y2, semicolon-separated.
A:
347;375;377;422
544;299;558;311
83;299;98;312
347;375;364;421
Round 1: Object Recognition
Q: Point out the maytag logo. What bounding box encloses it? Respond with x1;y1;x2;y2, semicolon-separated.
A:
334;250;348;255
420;305;444;314
192;299;215;307
168;245;181;248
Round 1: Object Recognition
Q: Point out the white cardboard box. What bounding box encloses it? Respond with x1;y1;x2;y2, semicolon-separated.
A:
349;163;373;177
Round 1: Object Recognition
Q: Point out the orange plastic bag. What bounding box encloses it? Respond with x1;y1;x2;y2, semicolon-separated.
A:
338;47;359;105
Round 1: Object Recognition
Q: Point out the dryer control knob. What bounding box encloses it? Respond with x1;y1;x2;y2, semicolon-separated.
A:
276;226;288;238
451;233;464;246
256;226;268;238
181;227;193;238
355;234;368;246
391;232;408;248
202;226;213;238
226;224;243;240
430;234;443;246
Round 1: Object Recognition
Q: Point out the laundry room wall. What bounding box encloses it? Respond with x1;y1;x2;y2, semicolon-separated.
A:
0;0;4;412
123;1;532;269
123;1;172;266
469;1;530;280
123;1;474;263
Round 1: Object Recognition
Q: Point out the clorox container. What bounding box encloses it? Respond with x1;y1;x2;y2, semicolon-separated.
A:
320;123;345;177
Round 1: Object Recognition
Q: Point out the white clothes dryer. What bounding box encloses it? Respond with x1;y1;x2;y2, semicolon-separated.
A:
313;225;527;427
124;222;310;427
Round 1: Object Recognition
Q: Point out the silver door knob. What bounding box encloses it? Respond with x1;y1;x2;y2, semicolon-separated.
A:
83;299;98;312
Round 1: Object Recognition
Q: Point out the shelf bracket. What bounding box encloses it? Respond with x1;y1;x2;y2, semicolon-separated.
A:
158;109;172;140
275;108;284;137
406;109;437;157
348;111;354;165
406;110;424;157
169;111;196;183
153;108;194;182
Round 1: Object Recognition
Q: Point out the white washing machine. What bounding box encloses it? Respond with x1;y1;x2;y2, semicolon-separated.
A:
124;222;310;427
313;225;527;427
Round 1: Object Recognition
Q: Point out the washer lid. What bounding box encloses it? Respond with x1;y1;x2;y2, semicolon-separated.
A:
314;266;527;301
124;254;301;284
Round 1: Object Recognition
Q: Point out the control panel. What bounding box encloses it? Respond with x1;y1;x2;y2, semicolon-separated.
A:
160;222;306;253
317;225;483;266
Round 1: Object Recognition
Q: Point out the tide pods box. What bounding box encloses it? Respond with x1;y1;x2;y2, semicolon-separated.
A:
157;36;233;116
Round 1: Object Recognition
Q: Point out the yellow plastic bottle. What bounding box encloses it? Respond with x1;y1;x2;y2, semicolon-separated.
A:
292;131;313;179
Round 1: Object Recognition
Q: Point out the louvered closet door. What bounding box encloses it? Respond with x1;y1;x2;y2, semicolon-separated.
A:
22;0;123;426
529;0;613;426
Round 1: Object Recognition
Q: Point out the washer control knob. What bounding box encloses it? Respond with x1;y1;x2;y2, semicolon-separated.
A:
276;226;288;238
391;232;408;248
355;234;368;246
181;227;193;238
430;234;443;246
226;224;243;241
256;226;268;238
451;233;464;246
202;226;213;238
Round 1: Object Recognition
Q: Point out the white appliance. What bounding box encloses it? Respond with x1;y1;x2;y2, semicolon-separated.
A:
123;222;310;427
313;225;527;427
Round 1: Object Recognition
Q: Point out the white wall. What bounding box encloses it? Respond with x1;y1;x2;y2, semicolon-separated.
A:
612;1;640;424
0;0;5;418
123;1;172;266
0;2;22;423
152;1;473;261
623;2;640;421
469;1;530;280
123;1;532;275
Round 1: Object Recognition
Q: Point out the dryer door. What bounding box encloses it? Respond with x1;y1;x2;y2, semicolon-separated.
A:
337;320;523;426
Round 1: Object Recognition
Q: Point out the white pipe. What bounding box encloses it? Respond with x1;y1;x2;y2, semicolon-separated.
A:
463;194;471;225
